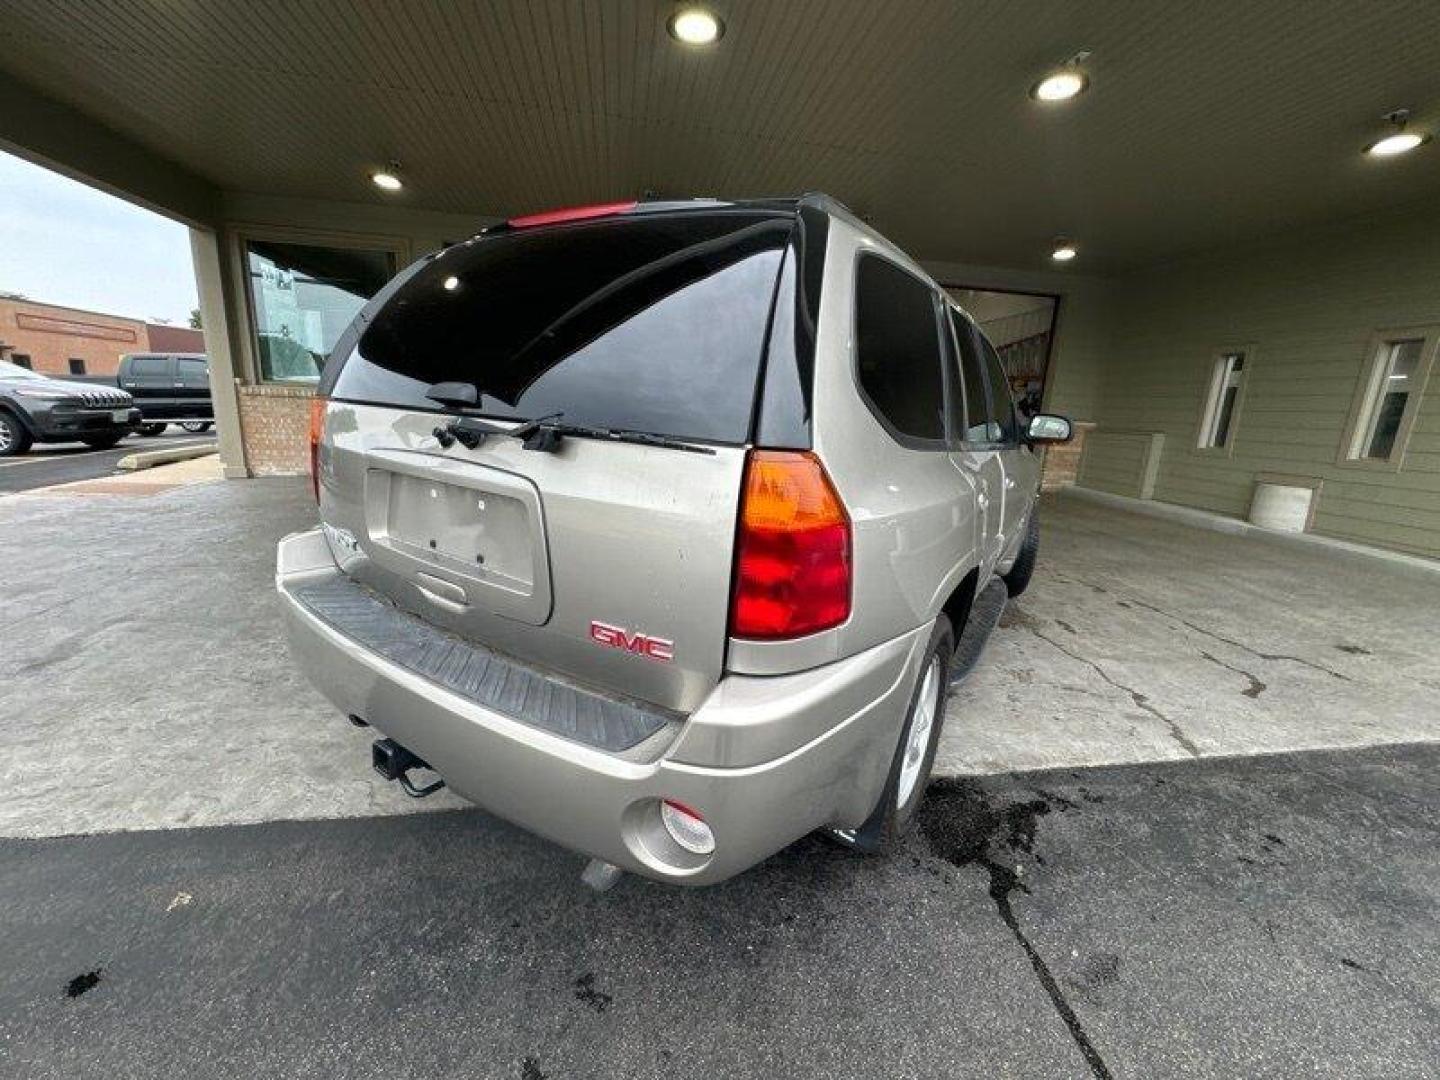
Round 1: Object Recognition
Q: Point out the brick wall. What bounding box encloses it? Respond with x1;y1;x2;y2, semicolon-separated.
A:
0;297;143;376
0;299;206;376
1040;421;1094;491
236;384;314;475
145;323;205;353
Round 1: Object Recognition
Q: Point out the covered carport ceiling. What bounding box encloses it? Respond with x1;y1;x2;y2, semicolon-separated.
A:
1;0;1438;270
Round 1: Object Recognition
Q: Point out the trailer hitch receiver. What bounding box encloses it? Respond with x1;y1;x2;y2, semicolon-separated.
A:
371;738;446;798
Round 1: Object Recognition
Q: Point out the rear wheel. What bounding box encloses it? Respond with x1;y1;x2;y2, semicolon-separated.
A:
1002;510;1040;597
832;615;953;854
179;421;212;433
141;422;168;437
81;434;123;450
0;411;32;456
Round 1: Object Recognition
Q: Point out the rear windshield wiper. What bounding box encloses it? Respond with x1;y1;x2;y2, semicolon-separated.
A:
514;417;717;455
434;411;714;455
433;411;560;450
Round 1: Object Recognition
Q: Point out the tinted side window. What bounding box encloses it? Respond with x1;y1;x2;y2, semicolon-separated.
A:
854;256;945;442
178;358;209;380
977;332;1019;443
131;356;170;377
949;310;992;443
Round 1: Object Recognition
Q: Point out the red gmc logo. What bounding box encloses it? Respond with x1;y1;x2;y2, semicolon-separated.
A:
589;621;675;662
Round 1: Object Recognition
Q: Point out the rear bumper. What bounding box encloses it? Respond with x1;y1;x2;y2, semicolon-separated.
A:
277;528;928;885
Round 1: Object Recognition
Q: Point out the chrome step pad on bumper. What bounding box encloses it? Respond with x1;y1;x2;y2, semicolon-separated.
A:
292;577;676;753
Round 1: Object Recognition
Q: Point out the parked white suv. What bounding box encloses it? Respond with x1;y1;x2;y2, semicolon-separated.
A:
277;194;1071;885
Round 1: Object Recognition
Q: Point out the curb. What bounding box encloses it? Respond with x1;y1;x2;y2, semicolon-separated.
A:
116;445;219;472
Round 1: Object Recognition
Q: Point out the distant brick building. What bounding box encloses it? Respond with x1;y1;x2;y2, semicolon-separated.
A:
0;295;204;377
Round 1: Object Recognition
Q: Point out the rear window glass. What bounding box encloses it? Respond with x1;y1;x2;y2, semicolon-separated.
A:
854;255;945;442
337;212;792;443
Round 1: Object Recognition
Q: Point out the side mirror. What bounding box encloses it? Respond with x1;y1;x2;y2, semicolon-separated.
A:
1026;413;1073;444
425;381;479;409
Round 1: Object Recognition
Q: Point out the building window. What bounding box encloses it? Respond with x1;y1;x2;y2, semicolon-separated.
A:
243;239;395;382
1198;350;1247;450
12;354;31;369
1347;337;1427;463
68;357;86;375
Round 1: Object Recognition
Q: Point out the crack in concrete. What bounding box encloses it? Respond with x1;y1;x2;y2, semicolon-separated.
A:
1199;651;1267;698
1015;614;1201;757
12;615;135;676
1053;573;1351;682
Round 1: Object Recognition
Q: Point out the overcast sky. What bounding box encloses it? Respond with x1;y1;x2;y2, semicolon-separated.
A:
0;150;198;325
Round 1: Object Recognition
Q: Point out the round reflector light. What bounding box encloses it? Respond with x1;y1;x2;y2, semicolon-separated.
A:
660;799;715;855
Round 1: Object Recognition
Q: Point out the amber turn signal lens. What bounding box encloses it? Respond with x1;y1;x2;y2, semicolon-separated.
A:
308;396;327;503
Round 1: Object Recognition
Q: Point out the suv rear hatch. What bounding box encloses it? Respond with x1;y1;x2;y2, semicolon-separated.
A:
316;207;796;715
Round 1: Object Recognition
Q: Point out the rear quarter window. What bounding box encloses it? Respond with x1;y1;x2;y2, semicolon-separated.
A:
335;212;792;444
853;255;946;444
129;356;171;377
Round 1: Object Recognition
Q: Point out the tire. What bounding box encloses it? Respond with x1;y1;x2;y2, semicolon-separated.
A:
0;410;33;456
81;434;123;450
834;615;954;855
1002;510;1040;598
141;422;168;437
180;421;212;433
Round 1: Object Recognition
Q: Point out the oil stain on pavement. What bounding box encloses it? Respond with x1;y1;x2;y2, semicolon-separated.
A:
919;780;1116;1079
64;969;101;999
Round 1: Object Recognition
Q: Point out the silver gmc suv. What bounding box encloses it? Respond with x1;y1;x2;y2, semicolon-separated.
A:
277;194;1071;886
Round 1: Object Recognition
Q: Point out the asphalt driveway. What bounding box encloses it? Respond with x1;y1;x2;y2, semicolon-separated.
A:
4;744;1437;1079
0;428;216;493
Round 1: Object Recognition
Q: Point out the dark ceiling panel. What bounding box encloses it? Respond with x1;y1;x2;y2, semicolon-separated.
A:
1;0;1436;270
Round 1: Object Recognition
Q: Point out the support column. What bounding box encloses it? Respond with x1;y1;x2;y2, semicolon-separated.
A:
189;227;249;478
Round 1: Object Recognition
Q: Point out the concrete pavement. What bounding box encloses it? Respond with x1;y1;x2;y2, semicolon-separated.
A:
2;480;1436;840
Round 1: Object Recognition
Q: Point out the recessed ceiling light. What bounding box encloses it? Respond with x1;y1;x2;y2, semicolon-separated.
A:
371;162;404;192
1033;70;1087;102
668;7;724;46
1365;109;1430;158
1366;132;1428;157
442;276;460;291
1032;51;1091;102
1051;240;1078;262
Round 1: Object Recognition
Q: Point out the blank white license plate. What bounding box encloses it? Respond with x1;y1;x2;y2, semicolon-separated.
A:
112;409;130;422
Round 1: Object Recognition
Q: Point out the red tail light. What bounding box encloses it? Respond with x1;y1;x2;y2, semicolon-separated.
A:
308;395;327;502
730;450;852;640
507;200;638;229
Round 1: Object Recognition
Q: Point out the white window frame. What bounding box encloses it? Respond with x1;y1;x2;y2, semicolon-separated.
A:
1194;346;1252;456
1337;326;1440;472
